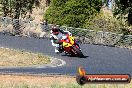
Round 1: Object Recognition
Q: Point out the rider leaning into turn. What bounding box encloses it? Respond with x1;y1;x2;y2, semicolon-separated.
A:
50;25;72;54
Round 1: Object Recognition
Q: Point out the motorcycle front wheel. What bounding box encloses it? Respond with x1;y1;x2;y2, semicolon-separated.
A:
71;46;84;58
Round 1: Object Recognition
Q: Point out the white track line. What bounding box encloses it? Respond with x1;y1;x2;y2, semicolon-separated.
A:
49;57;66;67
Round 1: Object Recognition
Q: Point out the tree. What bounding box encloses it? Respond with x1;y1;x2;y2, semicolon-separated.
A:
0;0;41;35
103;0;132;24
0;0;11;17
46;0;51;7
0;0;40;19
44;0;102;28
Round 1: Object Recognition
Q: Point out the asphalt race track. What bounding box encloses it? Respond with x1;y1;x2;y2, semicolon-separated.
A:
0;33;132;76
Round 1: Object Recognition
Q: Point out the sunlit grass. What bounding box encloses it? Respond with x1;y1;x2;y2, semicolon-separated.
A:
0;48;50;67
0;75;131;88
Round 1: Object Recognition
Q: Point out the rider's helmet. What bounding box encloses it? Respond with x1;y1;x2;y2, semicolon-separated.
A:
51;25;59;35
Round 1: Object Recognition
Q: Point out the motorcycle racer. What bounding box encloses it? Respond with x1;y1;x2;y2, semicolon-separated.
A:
50;25;72;54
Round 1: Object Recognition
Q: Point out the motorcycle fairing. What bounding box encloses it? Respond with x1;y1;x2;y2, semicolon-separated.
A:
62;36;75;47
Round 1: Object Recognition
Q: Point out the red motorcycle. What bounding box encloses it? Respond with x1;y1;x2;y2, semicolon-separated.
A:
59;34;84;57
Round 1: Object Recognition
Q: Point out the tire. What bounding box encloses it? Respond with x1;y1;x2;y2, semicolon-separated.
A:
72;46;84;57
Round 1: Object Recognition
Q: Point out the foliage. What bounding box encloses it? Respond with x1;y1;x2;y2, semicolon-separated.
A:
0;0;40;19
44;0;102;28
114;0;132;15
102;0;109;6
84;11;119;33
84;10;132;34
86;0;132;34
103;0;132;21
103;0;131;14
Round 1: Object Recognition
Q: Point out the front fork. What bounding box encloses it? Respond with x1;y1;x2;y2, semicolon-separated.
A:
74;41;81;50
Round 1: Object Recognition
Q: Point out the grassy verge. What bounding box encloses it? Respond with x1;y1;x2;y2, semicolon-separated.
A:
0;48;50;67
0;75;131;88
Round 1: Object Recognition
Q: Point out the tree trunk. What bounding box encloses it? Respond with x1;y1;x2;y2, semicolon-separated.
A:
3;0;8;17
13;1;22;35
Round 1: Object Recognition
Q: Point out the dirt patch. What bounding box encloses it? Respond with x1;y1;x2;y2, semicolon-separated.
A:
0;48;50;67
0;75;75;88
